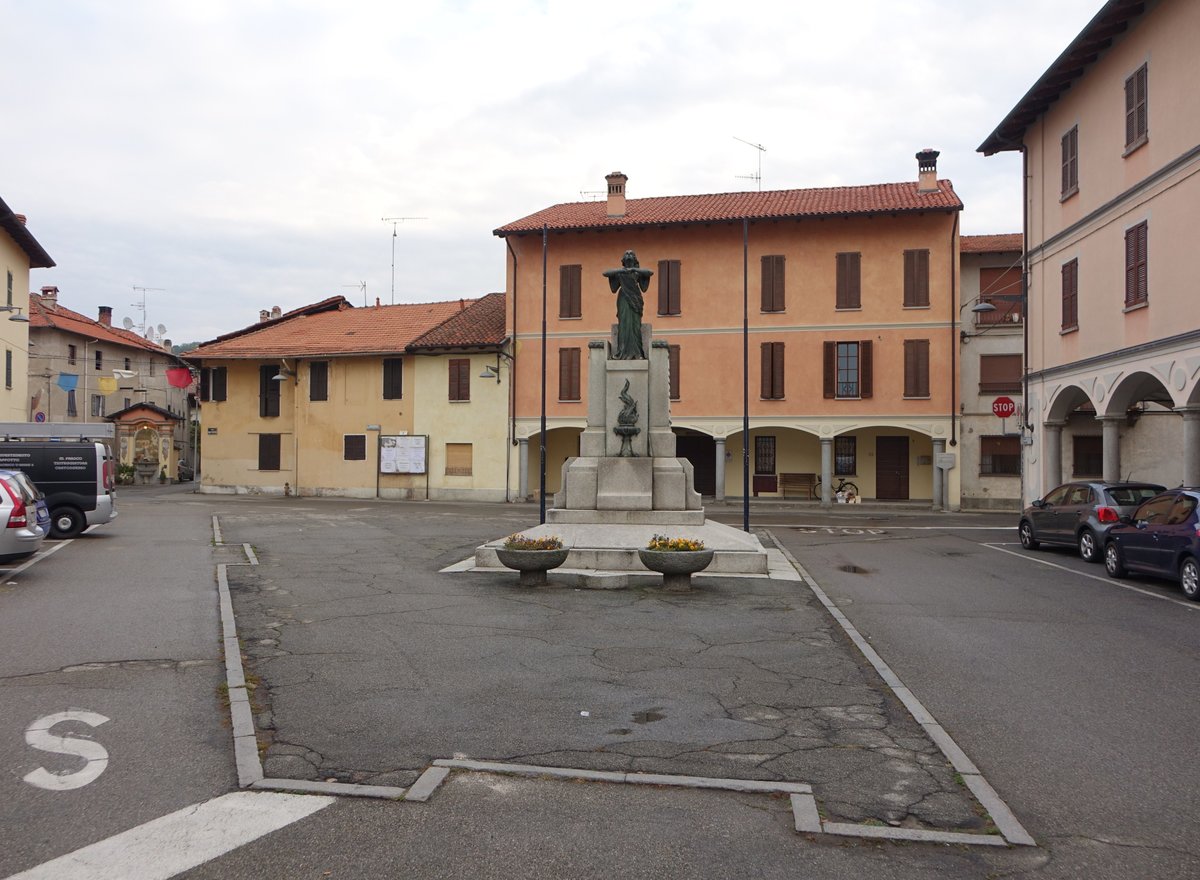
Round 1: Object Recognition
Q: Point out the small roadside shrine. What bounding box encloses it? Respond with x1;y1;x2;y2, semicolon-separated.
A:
107;402;183;483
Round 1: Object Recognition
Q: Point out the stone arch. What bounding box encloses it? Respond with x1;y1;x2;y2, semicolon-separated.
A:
1045;383;1096;423
1103;370;1175;418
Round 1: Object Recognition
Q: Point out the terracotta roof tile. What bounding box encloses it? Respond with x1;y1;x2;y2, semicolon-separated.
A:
408;293;507;351
30;294;184;359
961;233;1023;253
495;181;962;236
190;297;477;360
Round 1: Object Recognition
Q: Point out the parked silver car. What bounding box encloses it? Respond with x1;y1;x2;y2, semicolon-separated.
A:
1018;481;1165;562
0;468;48;563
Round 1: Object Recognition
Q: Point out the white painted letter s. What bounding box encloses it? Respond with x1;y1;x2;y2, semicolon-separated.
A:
23;710;111;791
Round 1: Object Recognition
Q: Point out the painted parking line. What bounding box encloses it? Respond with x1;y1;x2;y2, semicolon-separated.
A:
729;523;1015;531
5;791;334;880
1;540;71;579
983;543;1199;611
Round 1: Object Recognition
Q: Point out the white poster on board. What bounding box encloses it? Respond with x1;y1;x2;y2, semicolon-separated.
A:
380;435;426;474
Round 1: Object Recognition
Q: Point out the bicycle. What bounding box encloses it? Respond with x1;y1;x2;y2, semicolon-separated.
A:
811;477;859;501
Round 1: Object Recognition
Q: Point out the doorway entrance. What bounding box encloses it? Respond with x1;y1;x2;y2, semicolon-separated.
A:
876;436;910;500
675;431;716;496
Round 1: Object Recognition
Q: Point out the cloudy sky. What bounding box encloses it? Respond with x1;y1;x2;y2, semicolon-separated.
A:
6;0;1099;343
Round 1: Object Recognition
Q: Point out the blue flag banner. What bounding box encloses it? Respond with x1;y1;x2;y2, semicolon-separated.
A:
56;373;79;392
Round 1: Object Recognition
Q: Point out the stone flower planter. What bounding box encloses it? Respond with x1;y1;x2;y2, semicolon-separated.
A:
638;549;715;592
495;547;570;587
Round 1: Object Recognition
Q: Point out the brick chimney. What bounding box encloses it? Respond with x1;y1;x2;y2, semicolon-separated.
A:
271;305;282;319
605;171;628;218
916;148;940;193
39;285;58;307
259;309;271;322
98;306;113;327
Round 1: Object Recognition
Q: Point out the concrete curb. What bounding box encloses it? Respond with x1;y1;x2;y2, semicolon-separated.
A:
764;530;1037;848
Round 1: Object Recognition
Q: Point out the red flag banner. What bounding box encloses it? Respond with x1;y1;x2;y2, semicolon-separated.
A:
167;367;194;389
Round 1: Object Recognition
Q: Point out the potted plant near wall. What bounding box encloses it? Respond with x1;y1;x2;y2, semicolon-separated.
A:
638;535;714;592
495;534;569;587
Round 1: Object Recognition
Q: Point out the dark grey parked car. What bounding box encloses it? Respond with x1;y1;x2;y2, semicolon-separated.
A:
1103;488;1200;600
1018;481;1165;562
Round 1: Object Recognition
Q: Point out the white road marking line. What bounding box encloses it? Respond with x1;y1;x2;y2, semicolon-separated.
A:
983;544;1199;611
5;791;334;880
720;522;1015;530
3;540;72;576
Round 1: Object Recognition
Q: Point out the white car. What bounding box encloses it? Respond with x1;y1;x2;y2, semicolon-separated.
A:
0;469;48;563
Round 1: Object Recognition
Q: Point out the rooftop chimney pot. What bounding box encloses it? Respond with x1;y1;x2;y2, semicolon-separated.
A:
916;148;940;193
98;306;113;327
271;305;282;319
605;171;628;218
259;309;271;322
39;285;58;307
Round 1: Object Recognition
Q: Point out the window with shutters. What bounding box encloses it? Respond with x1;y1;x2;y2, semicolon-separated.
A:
343;434;367;461
95;350;103;371
68;344;77;365
124;357;131;371
66;390;77;417
903;339;930;398
124;397;131;410
657;259;681;316
760;255;785;312
980;436;1021;475
903;249;930;307
835;436;857;476
760;342;785;400
1073;435;1102;477
836;252;861;310
668;344;680;401
5;271;10;307
1124;63;1148;152
1124;221;1148;307
976;267;1023;324
449;358;470;401
91;394;105;417
258;365;281;417
5;349;11;389
559;347;581;401
310;361;329;402
754;436;776;475
1061;126;1079;198
258;433;281;471
200;368;210;401
559;264;582;318
824;341;872;399
211;367;227;402
383;357;403;400
1061;259;1079;331
445;443;473;476
979;354;1022;393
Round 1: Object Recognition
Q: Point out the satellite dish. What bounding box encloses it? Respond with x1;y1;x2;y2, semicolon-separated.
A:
122;317;135;330
156;324;167;335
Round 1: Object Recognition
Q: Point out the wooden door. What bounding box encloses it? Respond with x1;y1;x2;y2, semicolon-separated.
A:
876;436;910;500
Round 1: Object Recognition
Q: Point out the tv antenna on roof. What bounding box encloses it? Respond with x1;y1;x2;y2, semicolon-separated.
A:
381;216;427;305
343;281;367;307
130;285;165;336
733;136;766;191
579;190;606;201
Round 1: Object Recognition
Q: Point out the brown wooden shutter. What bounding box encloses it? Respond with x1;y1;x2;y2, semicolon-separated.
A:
1062;260;1078;329
212;367;227;401
259;365;280;417
917;250;929;306
860;340;873;398
904;250;929;306
668;344;680;400
904;339;929;397
559;348;580;400
1136;221;1148;302
449;359;470;401
823;342;836;398
760;342;772;399
979;354;1023;393
761;256;774;312
258;434;280;470
199;368;211;401
658;260;680;315
836;253;848;308
1125;72;1137;145
310;361;328;401
837;252;861;309
559;265;581;318
772;341;785;399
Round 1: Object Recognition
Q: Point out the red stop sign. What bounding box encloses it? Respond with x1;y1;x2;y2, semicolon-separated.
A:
992;396;1017;418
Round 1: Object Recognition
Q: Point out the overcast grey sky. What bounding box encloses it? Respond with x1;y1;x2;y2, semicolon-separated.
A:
6;0;1099;343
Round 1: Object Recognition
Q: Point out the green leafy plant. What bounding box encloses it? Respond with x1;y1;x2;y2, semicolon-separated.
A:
116;463;135;485
646;535;706;551
503;533;564;551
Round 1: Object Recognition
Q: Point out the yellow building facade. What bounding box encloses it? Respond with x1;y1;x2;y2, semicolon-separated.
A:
191;294;510;500
0;197;54;423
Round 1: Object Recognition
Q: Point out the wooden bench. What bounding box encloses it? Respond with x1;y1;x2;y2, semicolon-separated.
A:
779;472;816;499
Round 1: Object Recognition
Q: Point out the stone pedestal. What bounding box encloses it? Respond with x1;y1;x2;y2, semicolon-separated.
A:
554;324;700;519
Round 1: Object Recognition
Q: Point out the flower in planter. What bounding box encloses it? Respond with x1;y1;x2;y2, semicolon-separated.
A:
503;533;564;551
646;534;706;552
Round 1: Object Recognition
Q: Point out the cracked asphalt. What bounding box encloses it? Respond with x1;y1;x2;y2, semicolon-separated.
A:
219;498;985;832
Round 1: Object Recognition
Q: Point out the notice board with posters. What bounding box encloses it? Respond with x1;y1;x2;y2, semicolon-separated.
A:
379;435;426;474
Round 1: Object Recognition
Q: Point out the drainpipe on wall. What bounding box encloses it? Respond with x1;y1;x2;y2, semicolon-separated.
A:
506;238;519;504
1020;144;1031;508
